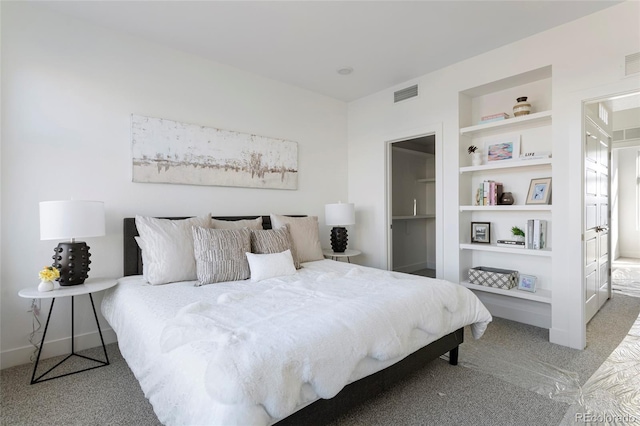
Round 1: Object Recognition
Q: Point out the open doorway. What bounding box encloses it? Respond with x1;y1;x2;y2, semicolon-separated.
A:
609;92;640;297
388;135;437;277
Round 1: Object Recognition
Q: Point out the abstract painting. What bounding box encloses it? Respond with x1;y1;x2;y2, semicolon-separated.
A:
485;134;520;162
131;115;298;190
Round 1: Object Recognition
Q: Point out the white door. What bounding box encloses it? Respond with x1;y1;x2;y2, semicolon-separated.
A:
584;108;612;323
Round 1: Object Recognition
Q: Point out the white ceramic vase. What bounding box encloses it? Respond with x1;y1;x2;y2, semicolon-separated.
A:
38;280;54;292
471;152;483;166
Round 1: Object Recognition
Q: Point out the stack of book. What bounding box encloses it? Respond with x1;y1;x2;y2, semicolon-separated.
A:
475;180;503;206
526;219;548;249
496;239;525;248
520;151;552;160
480;112;510;124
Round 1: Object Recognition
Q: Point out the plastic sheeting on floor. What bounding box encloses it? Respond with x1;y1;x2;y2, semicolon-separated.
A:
612;268;640;299
452;314;640;425
561;316;640;425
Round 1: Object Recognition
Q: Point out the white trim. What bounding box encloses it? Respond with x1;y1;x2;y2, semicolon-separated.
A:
384;123;444;276
556;84;640;350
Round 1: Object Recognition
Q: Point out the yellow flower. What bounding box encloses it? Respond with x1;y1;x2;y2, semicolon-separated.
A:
39;266;60;282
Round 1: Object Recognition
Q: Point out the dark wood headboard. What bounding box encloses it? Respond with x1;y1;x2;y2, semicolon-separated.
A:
123;215;303;276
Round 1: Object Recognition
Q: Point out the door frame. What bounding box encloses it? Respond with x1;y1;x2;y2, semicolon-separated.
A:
551;82;638;350
384;123;443;275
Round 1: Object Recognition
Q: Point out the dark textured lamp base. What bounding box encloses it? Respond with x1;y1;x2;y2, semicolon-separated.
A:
330;227;349;253
51;242;92;286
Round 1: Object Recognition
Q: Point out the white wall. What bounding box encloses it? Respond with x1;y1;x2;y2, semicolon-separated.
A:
347;1;640;348
612;107;640;260
0;3;348;368
616;145;640;258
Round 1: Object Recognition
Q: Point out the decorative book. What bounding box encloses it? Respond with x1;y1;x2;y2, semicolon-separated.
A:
520;151;551;160
480;112;510;123
496;239;525;248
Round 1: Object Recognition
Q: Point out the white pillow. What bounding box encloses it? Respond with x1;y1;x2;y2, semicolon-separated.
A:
135;215;211;285
245;249;296;282
270;214;324;263
211;217;263;230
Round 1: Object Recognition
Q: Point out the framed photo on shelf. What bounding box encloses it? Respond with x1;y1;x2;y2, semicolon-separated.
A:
526;177;552;204
471;222;491;244
485;134;520;162
518;274;537;292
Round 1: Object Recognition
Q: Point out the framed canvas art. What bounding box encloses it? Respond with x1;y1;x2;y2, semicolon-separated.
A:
485;135;520;162
471;222;491;244
526;177;552;204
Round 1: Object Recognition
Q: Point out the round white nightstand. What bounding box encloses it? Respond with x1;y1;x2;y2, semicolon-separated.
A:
322;249;362;263
18;277;118;384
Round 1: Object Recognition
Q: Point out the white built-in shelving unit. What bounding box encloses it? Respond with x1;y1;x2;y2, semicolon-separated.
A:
458;65;553;329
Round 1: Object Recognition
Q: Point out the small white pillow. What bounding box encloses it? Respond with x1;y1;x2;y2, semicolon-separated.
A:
245;249;296;282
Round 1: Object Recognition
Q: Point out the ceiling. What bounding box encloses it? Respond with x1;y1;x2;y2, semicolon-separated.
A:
39;1;621;102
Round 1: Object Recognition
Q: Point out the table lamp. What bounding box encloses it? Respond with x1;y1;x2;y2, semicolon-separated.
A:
325;202;355;253
39;200;105;286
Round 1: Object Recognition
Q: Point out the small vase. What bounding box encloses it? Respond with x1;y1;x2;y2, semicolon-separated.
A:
38;280;54;292
513;97;531;117
514;235;525;243
500;192;514;205
471;152;483;166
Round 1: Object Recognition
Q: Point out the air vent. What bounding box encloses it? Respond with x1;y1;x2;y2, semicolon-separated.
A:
613;130;624;141
625;52;640;76
394;85;418;103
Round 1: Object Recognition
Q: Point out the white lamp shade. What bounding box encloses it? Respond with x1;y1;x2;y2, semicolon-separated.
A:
325;203;355;226
39;200;105;240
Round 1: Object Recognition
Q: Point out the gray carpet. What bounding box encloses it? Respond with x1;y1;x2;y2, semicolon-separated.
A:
2;294;639;426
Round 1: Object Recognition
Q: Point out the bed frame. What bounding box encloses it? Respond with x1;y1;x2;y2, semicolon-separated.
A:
123;216;463;425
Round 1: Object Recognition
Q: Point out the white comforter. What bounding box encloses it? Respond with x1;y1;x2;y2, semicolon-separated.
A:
101;260;491;425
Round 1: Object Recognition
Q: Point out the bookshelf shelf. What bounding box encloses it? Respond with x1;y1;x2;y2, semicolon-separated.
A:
459;243;552;256
460;110;552;136
460;281;552;304
392;215;435;220
459;205;552;212
460;158;551;174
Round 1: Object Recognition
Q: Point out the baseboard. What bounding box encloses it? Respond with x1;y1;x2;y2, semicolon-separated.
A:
0;328;117;370
617;251;640;261
393;261;429;274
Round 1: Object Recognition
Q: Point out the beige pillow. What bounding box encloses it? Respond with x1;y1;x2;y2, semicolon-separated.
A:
250;225;300;269
211;217;263;230
192;226;251;286
135;215;211;285
269;214;324;263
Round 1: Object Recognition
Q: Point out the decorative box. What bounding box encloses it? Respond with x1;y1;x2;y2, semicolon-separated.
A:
468;267;518;290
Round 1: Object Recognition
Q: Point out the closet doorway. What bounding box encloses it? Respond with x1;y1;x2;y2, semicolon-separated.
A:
388;135;437;277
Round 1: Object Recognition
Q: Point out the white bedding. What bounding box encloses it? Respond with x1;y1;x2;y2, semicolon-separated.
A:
101;260;492;425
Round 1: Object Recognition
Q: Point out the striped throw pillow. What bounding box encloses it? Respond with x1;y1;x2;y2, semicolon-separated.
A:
192;227;251;286
250;225;301;269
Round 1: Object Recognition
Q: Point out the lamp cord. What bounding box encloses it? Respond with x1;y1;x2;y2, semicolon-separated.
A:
28;299;42;363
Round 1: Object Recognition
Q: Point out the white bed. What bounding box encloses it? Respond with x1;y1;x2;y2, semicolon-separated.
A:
102;258;491;425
